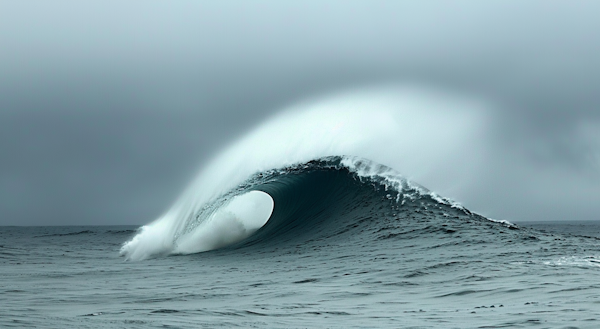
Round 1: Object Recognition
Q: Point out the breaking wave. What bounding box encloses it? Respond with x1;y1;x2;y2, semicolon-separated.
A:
121;87;491;261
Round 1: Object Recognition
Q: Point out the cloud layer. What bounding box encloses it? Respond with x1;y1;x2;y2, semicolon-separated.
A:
1;1;598;225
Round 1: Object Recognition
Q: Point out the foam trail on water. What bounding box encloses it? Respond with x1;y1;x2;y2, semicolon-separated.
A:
120;85;489;260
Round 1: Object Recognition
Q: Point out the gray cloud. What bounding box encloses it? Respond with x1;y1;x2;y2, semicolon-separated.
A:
1;1;599;225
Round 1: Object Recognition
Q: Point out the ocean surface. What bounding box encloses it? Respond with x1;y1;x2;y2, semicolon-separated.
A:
2;157;600;328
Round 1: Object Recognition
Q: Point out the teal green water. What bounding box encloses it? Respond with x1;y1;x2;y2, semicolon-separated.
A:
2;219;599;328
2;162;599;328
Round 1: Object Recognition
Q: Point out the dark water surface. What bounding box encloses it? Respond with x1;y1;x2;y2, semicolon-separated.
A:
2;218;600;328
517;221;600;239
2;161;599;328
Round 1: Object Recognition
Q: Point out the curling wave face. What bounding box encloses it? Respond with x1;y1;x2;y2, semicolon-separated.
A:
121;88;489;261
121;154;502;261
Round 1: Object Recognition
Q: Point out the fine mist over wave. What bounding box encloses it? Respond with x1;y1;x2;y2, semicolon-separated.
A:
121;87;490;261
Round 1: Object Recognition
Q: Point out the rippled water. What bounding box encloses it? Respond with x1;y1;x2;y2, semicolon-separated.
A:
2;217;600;328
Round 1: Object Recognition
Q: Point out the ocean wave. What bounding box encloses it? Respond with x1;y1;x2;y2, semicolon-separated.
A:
121;156;505;261
121;88;490;261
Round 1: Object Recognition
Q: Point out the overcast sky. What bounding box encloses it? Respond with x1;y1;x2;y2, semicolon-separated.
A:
1;1;599;225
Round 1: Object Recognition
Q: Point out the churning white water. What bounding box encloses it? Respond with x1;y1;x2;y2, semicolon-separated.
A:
174;190;274;254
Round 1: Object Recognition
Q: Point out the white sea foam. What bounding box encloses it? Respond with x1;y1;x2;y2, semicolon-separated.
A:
174;191;273;254
120;85;489;260
487;217;517;228
543;256;600;268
